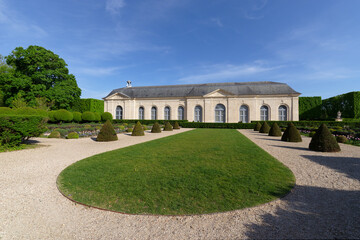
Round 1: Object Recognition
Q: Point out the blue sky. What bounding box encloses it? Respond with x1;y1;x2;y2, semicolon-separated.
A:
0;0;359;99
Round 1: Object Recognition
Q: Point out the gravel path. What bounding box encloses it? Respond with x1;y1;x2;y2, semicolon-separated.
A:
0;129;359;239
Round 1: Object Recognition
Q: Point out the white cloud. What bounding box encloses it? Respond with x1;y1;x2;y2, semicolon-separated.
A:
106;0;126;14
177;63;281;83
211;18;223;27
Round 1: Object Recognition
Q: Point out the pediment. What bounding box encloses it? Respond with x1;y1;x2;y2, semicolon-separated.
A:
104;92;130;100
203;89;233;98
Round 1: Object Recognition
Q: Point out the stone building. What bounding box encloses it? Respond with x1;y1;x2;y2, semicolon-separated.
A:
103;81;300;123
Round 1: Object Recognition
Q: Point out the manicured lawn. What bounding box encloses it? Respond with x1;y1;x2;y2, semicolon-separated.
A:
57;129;295;215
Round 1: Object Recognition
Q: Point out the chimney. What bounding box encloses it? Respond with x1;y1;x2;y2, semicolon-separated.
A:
126;80;132;88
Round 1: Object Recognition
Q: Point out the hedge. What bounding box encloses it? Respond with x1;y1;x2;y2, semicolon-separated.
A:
73;98;104;113
0;115;47;147
299;97;322;120
180;122;256;129
322;91;360;119
252;120;360;129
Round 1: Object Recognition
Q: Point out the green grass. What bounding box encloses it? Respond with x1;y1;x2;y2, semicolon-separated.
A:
57;129;295;215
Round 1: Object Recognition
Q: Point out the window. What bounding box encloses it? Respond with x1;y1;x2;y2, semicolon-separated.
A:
139;107;144;120
194;106;202;122
215;104;226;123
164;106;171;120
260;105;269;121
151;107;157;120
116;106;123;119
178;106;184;120
279;105;287;121
240;105;249;123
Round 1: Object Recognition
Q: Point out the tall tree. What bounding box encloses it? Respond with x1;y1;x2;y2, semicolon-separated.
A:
1;46;81;109
0;54;12;106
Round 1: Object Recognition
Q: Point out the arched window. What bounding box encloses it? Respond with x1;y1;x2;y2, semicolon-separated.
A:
164;106;171;120
240;105;249;123
178;106;184;120
260;105;269;121
279;105;287;121
194;106;202;122
215;104;226;123
116;106;123;119
139;107;144;120
151;107;157;120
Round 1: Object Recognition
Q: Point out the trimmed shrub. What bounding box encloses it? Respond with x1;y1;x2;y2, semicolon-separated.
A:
48;131;61;138
281;123;302;142
14;107;38;116
254;122;261;131
97;120;118;142
259;122;270;133
143;125;148;131
73;112;82;122
151;122;162;133
54;109;73;122
164;122;173;131
73;98;104;113
268;122;282;136
48;111;56;122
173;121;180;129
336;135;348;143
82;111;95;122
132;121;145;136
309;124;341;152
126;128;133;132
94;112;101;122
299;96;322;120
101;112;113;122
54;128;68;137
67;132;79;139
0;107;13;115
309;131;316;137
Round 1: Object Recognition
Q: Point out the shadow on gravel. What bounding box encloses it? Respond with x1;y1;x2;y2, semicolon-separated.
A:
244;185;360;239
257;138;282;142
302;155;360;181
270;145;311;151
24;139;41;144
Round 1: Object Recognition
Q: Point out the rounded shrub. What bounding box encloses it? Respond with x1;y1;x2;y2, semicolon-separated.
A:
126;128;133;132
173;121;180;130
54;109;73;122
281;123;302;142
67;132;79;139
82;111;95;122
336;135;348;143
0;107;13;115
48;131;61;138
151;122;162;133
268;122;282;137
259;122;270;133
254;122;261;131
119;125;125;130
164;122;173;131
48;111;57;122
97;120;118;142
309;124;341;152
94;112;101;122
101;112;113;122
54;128;68;137
73;112;82;122
132;121;145;136
35;109;48;117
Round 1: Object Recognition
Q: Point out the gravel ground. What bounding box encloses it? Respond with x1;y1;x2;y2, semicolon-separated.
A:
0;129;359;239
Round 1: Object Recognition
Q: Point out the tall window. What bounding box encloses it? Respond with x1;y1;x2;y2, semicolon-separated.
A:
178;106;184;120
116;106;123;119
139;107;144;120
151;107;157;120
279;105;287;121
215;104;226;123
164;106;171;120
240;105;249;123
260;105;269;121
194;106;202;122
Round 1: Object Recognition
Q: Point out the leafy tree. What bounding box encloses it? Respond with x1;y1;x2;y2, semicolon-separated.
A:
1;46;81;109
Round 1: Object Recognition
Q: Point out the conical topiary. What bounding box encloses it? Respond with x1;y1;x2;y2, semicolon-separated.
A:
259;122;270;133
173;121;180;130
164;121;173;131
281;123;302;142
97;120;118;142
309;124;341;152
132;121;145;136
268;122;282;137
151;122;162;133
254;122;261;131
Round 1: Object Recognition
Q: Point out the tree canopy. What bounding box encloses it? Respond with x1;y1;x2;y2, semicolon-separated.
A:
0;46;81;109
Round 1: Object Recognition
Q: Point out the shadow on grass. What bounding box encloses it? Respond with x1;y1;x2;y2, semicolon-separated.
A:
245;185;360;239
302;155;360;181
